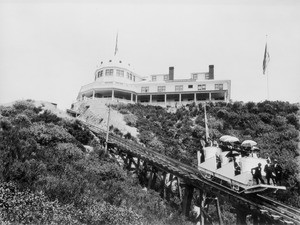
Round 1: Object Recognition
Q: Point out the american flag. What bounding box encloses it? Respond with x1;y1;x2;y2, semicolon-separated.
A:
263;43;270;75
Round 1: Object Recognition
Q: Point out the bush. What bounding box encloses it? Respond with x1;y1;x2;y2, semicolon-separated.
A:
0;182;82;224
124;114;137;127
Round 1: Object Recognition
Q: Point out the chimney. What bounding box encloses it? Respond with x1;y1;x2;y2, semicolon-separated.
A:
209;65;214;79
169;67;174;80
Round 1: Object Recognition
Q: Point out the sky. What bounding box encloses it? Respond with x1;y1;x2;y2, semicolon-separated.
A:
0;0;300;110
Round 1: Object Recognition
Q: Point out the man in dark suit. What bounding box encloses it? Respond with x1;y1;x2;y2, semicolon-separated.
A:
251;163;265;184
274;159;283;186
264;160;275;185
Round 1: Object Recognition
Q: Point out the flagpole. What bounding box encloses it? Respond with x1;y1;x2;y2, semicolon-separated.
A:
266;67;269;100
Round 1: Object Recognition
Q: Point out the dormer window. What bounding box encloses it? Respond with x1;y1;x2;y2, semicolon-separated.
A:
105;69;114;76
97;70;103;78
152;76;157;81
164;75;169;81
116;69;124;77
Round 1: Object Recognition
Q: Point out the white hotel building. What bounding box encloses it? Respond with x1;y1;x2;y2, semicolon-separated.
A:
73;57;231;108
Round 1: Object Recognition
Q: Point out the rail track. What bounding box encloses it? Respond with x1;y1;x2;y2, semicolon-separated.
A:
83;121;300;224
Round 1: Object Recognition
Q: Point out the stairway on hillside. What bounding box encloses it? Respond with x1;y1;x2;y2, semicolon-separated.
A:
75;99;138;137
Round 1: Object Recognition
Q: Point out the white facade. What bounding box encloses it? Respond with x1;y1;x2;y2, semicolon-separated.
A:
75;58;231;107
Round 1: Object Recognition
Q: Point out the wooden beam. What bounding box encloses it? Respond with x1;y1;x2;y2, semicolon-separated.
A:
177;177;182;201
150;169;157;189
252;213;259;225
195;205;215;225
148;169;153;190
236;207;247;225
215;197;223;225
166;174;173;201
136;158;140;172
182;184;194;218
160;172;167;199
199;189;207;225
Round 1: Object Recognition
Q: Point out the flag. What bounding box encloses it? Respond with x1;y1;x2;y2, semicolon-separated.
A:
114;33;118;56
263;43;270;75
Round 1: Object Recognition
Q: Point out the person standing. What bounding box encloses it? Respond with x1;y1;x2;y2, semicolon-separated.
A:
234;160;241;176
264;160;275;185
216;154;222;169
251;163;265;185
274;159;283;186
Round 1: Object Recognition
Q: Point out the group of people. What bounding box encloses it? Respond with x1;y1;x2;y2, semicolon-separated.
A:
251;159;283;186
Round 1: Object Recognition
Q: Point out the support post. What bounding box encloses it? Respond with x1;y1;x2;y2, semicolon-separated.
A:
177;177;182;201
166;174;173;201
252;213;259;225
200;189;207;225
182;184;194;218
160;172;167;199
179;93;182;104
236;208;247;225
215;197;223;225
127;156;133;170
150;169;157;189
136;158;140;172
104;104;111;154
112;90;115;101
164;94;167;107
148;169;153;190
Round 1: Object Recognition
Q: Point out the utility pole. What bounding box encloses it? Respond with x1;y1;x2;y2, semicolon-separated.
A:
104;104;111;154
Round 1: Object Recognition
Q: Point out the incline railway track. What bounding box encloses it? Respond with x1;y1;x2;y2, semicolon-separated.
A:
82;121;300;224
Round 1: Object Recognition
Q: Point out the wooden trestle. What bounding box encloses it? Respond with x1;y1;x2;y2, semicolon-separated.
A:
84;122;300;225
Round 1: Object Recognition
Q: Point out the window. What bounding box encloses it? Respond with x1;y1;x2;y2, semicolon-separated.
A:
97;70;103;78
205;73;210;80
175;85;183;91
141;87;149;93
193;74;198;80
158;86;166;92
188;85;193;89
164;75;169;81
198;84;206;90
133;76;135;82
116;69;124;77
105;69;114;76
130;73;132;80
152;76;157;81
215;84;223;90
